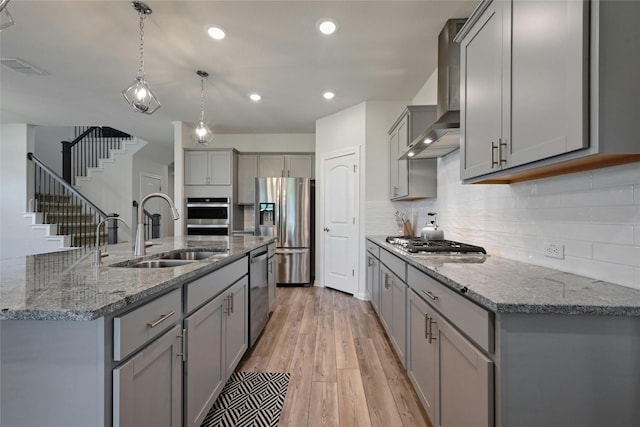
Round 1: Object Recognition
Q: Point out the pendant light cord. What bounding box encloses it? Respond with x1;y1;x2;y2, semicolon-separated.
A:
200;76;205;122
138;12;146;78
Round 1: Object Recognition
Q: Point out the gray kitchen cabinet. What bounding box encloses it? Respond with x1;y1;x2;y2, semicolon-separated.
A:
458;0;640;183
184;258;249;427
379;248;408;367
458;0;508;179
407;289;438;424
237;154;258;204
379;264;393;336
366;246;380;315
184;292;225;427
184;276;248;427
258;154;314;178
390;271;407;366
388;106;438;201
436;311;493;427
113;324;183;427
459;0;587;181
184;150;232;185
225;276;248;378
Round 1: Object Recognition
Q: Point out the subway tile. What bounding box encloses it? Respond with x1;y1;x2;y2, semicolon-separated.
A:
635;226;640;246
634;268;640;291
532;170;593;195
591;206;640;225
593;243;640;267
559;187;634;208
563;257;635;288
592;162;640;189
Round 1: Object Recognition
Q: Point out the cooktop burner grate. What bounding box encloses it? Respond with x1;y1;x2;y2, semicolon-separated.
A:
385;236;486;254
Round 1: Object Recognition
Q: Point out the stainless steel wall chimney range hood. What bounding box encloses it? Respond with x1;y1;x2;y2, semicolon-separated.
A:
399;18;467;160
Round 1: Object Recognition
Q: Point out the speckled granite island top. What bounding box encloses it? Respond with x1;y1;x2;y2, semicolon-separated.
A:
0;235;275;321
367;236;640;316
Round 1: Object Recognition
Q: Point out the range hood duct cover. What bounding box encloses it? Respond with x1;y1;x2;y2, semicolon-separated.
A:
399;18;466;160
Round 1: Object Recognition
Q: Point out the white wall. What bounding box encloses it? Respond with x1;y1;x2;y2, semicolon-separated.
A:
1;124;35;258
33;126;74;176
315;103;366;294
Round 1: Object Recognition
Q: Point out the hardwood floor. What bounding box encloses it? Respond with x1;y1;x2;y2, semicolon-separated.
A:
237;286;432;427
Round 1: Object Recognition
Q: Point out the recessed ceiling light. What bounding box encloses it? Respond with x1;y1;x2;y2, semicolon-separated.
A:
207;26;226;40
249;93;261;102
317;19;338;35
323;91;335;100
407;152;415;158
423;137;433;144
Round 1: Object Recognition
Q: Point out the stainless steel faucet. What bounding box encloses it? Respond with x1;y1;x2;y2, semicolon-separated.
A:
93;216;129;267
134;192;180;256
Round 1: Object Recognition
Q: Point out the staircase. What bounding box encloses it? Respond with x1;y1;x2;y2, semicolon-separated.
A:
26;126;136;250
34;193;107;247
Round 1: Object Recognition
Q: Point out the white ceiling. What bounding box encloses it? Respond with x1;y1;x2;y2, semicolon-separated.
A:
0;0;478;149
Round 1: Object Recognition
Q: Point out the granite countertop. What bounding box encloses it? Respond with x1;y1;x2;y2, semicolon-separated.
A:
0;235;275;321
367;236;640;316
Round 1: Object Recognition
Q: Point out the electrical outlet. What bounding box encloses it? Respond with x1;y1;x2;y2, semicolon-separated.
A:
543;242;565;259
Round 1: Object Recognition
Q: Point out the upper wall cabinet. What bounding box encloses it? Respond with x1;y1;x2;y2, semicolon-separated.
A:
389;106;437;201
258;154;314;178
237;154;258;205
237;153;314;205
457;0;640;183
185;150;232;185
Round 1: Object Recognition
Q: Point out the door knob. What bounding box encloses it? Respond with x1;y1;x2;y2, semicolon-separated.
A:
324;227;330;232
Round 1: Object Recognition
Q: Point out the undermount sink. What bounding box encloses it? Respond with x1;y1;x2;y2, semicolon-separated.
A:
159;251;223;260
127;259;196;268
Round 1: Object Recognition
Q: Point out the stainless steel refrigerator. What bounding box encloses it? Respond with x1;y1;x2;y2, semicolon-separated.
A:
255;177;310;284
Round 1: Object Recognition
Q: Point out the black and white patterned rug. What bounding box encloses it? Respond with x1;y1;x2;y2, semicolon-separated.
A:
201;372;290;427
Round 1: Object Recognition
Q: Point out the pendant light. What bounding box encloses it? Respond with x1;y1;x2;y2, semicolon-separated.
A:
0;0;15;31
122;1;161;114
193;70;214;145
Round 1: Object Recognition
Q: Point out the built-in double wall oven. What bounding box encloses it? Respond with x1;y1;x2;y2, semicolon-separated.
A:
185;197;230;236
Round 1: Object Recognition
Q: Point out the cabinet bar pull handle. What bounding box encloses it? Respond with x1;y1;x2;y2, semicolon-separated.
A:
147;311;176;328
421;289;438;301
229;292;234;315
425;313;430;340
177;328;186;362
498;138;507;165
428;317;438;344
490;141;498;168
224;296;230;314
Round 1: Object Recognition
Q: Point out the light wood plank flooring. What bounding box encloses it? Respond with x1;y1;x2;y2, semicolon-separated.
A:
238;286;432;427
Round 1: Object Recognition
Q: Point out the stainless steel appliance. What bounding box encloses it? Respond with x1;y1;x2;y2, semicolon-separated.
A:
386;236;486;254
255;177;310;285
185;197;230;236
249;247;269;347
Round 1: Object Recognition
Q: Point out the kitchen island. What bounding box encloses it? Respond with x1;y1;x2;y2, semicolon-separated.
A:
0;235;276;427
366;236;640;427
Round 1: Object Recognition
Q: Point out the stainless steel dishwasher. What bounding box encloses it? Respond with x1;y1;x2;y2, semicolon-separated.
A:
249;247;269;347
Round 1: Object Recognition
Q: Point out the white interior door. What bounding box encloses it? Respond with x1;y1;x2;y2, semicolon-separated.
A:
322;152;358;295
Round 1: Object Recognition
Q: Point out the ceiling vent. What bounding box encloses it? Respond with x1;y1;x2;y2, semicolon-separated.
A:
0;57;48;75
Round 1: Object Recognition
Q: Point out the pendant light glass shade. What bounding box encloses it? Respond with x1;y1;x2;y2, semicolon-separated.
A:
0;0;15;31
193;70;214;145
122;1;160;115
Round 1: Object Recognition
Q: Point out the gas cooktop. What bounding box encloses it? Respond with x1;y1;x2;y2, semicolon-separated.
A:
385;236;487;254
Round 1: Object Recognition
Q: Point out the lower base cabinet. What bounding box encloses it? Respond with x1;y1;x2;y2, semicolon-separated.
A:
407;290;438;423
437;312;493;427
113;324;183;427
184;276;248;427
367;253;380;315
407;289;493;427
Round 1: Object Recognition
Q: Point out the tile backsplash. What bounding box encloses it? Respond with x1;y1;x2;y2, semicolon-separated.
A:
367;151;640;290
